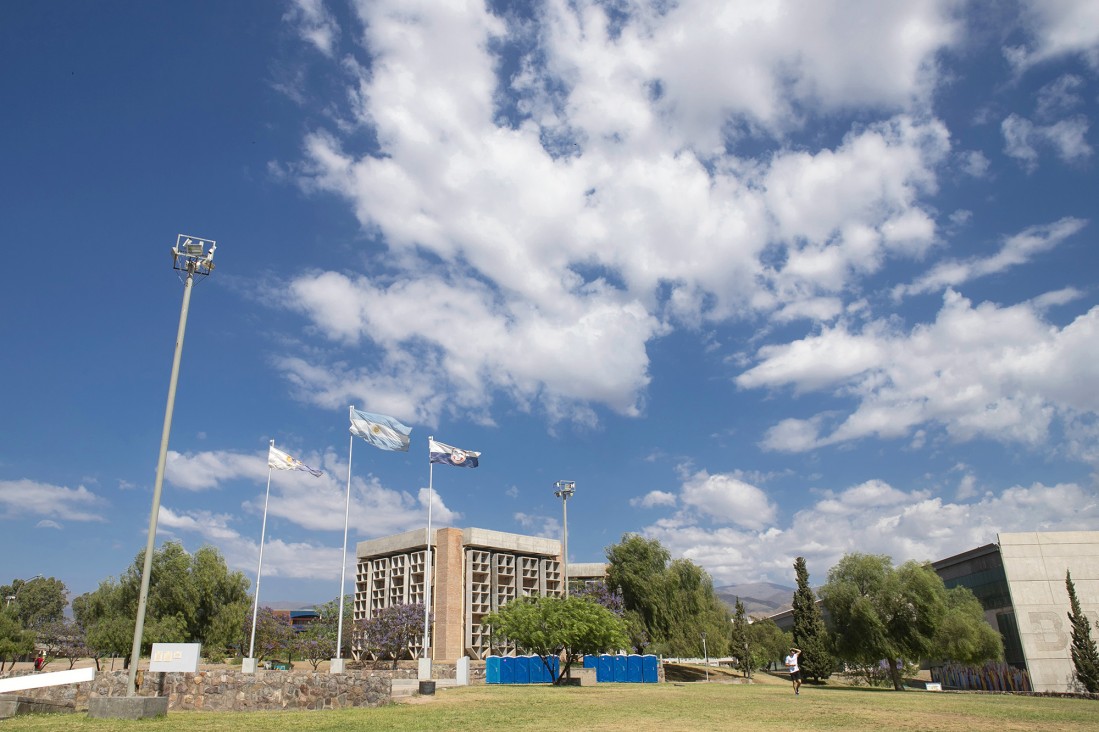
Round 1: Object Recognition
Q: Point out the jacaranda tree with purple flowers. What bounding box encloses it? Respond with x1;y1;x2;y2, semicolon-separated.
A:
358;603;425;669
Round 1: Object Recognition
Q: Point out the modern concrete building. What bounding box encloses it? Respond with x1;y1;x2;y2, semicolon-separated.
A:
973;531;1097;693
356;527;611;661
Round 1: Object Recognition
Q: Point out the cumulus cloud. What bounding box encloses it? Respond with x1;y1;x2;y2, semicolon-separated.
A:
269;0;963;427
642;476;1099;585
630;490;677;509
0;479;107;522
740;290;1099;452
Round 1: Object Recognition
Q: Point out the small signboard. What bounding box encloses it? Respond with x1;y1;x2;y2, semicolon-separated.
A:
925;682;942;691
149;643;201;672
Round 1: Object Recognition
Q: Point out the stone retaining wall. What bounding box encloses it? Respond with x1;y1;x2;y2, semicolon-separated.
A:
12;670;393;712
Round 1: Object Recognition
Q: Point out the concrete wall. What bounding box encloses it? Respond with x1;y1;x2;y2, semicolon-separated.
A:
1000;531;1099;693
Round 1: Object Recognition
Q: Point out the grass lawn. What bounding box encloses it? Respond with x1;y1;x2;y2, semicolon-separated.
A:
4;674;1096;731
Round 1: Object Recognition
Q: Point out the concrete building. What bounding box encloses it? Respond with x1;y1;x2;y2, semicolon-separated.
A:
960;531;1098;693
356;527;606;662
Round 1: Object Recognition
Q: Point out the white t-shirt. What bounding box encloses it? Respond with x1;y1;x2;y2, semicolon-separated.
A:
785;653;799;673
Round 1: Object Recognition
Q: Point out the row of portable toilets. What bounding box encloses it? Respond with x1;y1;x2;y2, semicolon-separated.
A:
486;654;660;684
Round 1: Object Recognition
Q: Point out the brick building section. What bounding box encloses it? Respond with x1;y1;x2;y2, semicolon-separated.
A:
433;528;466;660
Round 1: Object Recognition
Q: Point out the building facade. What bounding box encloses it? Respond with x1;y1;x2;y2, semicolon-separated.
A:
356;527;572;661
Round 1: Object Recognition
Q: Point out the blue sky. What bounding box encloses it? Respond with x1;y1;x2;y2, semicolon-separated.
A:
2;0;1097;607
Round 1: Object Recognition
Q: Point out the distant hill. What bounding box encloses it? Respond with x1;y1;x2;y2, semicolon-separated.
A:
715;581;794;617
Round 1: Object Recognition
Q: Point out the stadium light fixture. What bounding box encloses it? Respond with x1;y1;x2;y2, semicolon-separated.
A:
553;480;576;598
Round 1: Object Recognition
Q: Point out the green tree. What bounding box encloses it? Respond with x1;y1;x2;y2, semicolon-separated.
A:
6;576;67;630
605;534;670;642
605;534;730;657
730;598;752;678
747;617;792;672
791;556;834;681
205;599;250;660
314;596;355;659
1066;570;1099;693
821;553;1000;691
0;608;35;673
73;578;131;669
930;586;1003;666
75;542;250;655
84;616;133;670
484;596;628;684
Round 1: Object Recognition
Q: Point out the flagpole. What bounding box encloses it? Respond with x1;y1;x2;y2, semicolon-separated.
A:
248;441;275;662
336;414;355;665
423;436;434;660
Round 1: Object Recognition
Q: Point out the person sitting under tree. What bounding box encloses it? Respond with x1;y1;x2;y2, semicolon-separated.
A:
785;647;802;695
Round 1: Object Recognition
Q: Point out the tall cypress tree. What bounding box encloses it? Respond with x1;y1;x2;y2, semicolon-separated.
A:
792;556;834;681
1066;570;1099;693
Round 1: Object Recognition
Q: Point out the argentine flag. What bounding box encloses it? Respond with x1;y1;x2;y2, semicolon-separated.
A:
350;408;412;452
268;444;323;477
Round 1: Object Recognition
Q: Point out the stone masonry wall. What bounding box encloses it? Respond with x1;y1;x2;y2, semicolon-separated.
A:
11;669;393;712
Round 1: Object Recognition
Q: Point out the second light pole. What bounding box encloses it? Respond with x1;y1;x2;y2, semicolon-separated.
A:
553;480;576;597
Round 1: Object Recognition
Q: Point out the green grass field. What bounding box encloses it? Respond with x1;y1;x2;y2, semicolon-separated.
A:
4;674;1096;731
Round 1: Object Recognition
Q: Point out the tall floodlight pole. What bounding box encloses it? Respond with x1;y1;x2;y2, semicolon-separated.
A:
126;235;216;696
553;481;576;598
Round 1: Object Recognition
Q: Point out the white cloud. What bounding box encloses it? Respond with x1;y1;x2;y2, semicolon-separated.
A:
158;507;343;580
1002;113;1092;171
0;479;107;522
1004;0;1099;72
642;476;1099;585
1036;74;1085;120
630;490;677;509
513;512;560;540
165;450;265;491
278;0;957;426
284;0;340;57
895;217;1088;298
680;470;777;530
35;520;63;530
741;291;1099;452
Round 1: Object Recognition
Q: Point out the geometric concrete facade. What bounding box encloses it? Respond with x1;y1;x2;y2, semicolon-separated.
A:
356;527;564;662
997;531;1099;693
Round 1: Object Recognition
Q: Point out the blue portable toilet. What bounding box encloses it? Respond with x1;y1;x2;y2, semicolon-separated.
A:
584;655;598;669
642;655;658;683
627;654;643;683
534;650;553;681
501;655;516;684
486;655;502;684
548;654;561;682
613;654;628;682
514;654;530;684
597;654;614;682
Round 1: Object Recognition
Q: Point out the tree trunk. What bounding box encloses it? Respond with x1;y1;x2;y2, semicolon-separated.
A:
887;657;904;691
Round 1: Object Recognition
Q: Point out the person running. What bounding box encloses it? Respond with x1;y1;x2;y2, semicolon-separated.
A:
785;647;802;695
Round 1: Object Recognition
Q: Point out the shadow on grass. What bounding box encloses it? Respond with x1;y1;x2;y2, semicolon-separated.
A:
757;670;919;693
663;663;748;683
